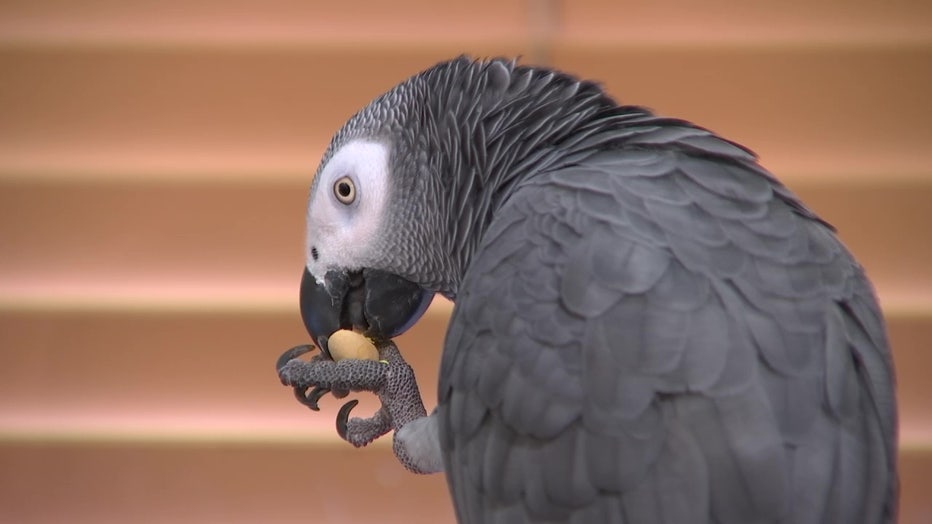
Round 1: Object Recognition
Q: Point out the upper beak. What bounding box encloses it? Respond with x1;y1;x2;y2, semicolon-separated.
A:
299;267;434;355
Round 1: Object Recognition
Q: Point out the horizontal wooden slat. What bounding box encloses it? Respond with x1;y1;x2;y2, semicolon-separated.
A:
0;432;928;523
1;0;929;47
0;308;926;443
0;0;532;46
2;441;929;523
791;181;932;299
2;178;929;308
0;309;448;442
0;441;457;524
0;47;506;172
551;45;932;182
1;45;929;182
901;447;932;524
0;180;307;293
556;0;932;46
891;314;932;449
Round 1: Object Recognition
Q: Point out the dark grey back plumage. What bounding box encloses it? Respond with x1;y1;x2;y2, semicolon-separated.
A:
345;57;898;523
439;142;897;522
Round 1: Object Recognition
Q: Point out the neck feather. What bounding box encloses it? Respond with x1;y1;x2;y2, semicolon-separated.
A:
413;58;650;296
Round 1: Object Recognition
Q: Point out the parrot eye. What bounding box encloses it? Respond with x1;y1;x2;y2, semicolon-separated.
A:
333;176;357;205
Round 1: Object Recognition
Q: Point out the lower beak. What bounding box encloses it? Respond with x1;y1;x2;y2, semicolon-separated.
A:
299;267;434;353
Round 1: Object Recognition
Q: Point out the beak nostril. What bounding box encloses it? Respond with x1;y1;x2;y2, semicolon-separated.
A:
310;246;319;261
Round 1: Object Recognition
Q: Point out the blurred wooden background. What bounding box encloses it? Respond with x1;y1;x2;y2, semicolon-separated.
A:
0;1;930;522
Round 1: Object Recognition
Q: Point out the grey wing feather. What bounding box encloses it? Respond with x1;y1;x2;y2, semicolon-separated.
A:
438;131;896;523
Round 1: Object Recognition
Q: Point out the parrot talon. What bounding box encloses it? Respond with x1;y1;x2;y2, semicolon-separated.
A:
338;405;393;448
276;344;314;372
292;386;318;410
336;399;360;440
294;385;330;411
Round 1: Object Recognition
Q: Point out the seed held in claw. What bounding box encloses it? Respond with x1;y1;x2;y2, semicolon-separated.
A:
328;329;380;361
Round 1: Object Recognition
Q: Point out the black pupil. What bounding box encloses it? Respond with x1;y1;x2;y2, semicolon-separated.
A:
338;181;352;198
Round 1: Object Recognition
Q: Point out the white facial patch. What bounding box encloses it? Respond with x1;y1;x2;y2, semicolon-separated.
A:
305;140;391;282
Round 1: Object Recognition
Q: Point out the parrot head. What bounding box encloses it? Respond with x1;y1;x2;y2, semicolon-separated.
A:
297;56;600;352
298;57;513;351
299;136;437;351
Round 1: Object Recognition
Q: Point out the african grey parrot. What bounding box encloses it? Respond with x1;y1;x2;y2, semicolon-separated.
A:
277;56;898;523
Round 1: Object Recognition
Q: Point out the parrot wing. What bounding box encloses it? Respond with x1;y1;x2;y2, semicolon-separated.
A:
438;141;896;523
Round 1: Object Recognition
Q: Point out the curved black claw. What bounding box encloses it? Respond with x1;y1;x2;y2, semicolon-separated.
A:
294;385;331;411
336;399;360;440
276;344;314;372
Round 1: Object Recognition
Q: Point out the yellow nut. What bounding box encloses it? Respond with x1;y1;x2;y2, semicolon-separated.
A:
327;330;380;361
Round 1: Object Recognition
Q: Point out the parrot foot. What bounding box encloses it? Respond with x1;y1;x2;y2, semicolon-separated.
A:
277;340;439;473
276;344;379;411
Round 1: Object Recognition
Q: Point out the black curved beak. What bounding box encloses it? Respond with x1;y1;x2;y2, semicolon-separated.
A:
299;267;434;355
